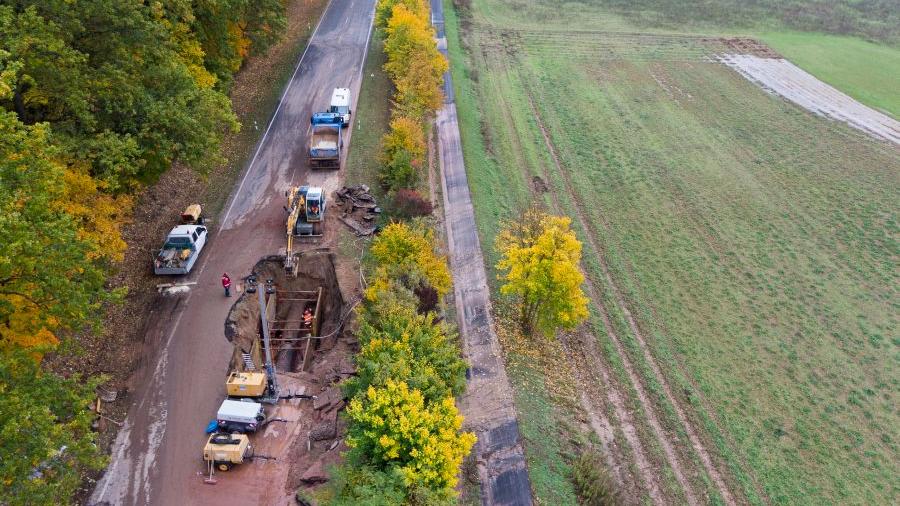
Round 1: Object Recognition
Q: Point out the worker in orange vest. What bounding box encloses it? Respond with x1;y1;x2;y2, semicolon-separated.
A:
221;273;232;297
302;307;313;329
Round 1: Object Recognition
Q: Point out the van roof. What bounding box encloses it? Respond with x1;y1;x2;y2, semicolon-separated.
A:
330;87;351;107
218;399;262;419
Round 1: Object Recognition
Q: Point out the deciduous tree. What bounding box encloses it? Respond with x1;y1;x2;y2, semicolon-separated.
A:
368;222;452;300
496;208;589;336
0;349;105;505
348;298;466;403
375;0;429;29
0;96;113;350
380;116;426;190
346;379;476;493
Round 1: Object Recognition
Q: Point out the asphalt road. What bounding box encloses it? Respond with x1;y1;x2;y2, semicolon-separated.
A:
431;0;533;504
89;1;375;504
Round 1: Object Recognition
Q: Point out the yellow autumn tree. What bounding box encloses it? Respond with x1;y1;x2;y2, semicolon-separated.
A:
383;116;426;163
383;3;446;121
376;0;428;28
393;54;447;120
57;166;131;262
379;115;426;190
0;111;113;353
367;222;452;302
346;379;476;493
496;208;589;336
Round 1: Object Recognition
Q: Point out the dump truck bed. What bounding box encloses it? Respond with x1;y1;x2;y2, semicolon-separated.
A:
309;123;342;169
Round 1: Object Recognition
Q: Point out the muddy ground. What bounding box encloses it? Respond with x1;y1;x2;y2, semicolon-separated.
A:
205;253;358;504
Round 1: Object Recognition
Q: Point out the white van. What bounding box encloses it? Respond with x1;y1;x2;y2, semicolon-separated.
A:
328;87;352;127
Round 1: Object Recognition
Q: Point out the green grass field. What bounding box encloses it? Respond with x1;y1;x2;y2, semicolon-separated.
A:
445;0;899;503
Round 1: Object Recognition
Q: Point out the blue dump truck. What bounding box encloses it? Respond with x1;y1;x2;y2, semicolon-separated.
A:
309;113;343;170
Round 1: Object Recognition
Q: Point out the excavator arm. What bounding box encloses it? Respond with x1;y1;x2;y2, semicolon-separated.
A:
285;187;304;269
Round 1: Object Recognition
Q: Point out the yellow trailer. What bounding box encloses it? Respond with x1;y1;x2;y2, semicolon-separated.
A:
225;371;267;398
203;433;252;472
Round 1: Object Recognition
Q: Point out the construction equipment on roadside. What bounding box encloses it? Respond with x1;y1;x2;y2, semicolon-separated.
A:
258;287;280;403
284;185;325;271
203;432;252;475
216;399;266;433
180;204;204;224
225;371;268;397
309;113;343;169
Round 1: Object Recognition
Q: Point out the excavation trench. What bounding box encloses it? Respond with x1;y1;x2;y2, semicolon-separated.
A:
212;250;358;496
224;251;345;375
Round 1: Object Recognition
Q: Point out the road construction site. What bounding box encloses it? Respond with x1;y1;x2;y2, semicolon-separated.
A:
192;252;354;502
89;0;377;504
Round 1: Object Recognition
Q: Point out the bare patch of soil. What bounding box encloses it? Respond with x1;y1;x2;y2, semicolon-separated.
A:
713;38;781;58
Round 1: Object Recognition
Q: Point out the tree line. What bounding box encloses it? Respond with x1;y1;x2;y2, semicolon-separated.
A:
376;0;447;197
309;222;474;505
0;2;286;503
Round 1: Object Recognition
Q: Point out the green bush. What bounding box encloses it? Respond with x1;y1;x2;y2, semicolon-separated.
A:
379;147;419;191
324;462;456;506
571;449;620;506
345;297;466;403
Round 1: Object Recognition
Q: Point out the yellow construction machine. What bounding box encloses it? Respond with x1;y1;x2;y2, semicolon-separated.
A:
225;371;268;398
285;186;325;270
203;432;252;473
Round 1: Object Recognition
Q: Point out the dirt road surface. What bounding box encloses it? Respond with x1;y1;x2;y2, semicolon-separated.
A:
720;54;900;145
89;1;375;504
431;1;533;505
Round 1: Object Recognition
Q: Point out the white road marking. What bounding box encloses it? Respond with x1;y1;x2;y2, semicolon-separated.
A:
221;0;336;228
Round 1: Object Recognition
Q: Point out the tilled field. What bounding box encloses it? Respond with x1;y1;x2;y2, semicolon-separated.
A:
445;2;899;504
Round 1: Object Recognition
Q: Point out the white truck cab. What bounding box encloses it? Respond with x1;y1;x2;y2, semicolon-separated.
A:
328;87;352;127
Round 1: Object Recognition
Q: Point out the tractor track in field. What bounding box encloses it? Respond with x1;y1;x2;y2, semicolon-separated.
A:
522;83;742;506
483;50;666;503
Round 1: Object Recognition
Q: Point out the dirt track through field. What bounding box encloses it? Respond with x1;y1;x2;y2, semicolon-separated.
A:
480;28;776;63
720;55;900;145
523;86;741;506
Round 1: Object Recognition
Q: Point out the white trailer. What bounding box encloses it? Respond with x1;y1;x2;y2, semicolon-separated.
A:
216;399;265;433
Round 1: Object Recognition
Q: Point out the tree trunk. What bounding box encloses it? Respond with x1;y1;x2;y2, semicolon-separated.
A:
13;81;28;124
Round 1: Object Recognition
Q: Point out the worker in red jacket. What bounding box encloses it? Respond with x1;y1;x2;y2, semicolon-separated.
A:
221;273;232;297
